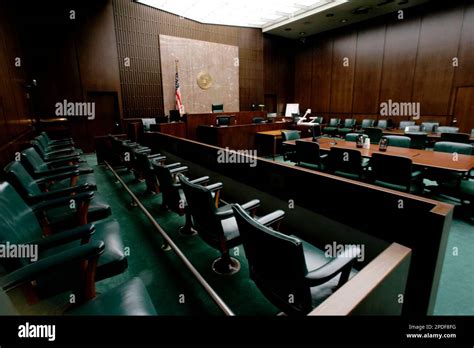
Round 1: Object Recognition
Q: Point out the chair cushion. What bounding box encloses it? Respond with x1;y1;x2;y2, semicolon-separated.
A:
66;277;156;316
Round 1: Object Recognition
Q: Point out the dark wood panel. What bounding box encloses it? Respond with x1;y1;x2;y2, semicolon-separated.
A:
352;25;386;113
294;42;313;111
454;87;474;133
412;7;464;115
310;36;333;113
329;30;357;113
453;3;474;87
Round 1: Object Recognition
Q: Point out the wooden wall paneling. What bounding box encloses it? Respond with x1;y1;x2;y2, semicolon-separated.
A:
329;30;357;113
294;42;313;111
310;35;333;113
453;3;474;88
454;87;474;133
352;24;386;114
412;7;464;115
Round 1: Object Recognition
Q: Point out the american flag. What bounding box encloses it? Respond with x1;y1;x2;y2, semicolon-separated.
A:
175;65;184;115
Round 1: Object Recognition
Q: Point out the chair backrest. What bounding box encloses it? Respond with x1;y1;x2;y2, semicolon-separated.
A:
231;204;311;315
439;132;470;144
295;140;323;166
21;147;49;174
3;161;42;202
404;125;420;132
345;133;368;142
434;141;473;155
405;132;427;149
0;290;18;315
421;122;439;132
216;116;230;126
328;148;363;177
437;126;459;133
36;134;50;149
381;135;411;148
252;117;264;124
134;151;154;175
343;118;356;128
471;129;474;136
328;118;340;126
399;121;415;129
376;119;388;129
281;130;300;142
371;153;413;191
313;116;324;124
178;174;223;247
363;127;383;144
152;163;182;211
141;118;156;131
212;104;224;113
361;119;375;129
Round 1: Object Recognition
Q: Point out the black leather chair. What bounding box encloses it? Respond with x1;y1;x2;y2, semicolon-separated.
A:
281;130;300;162
399;121;415;130
212;104;224;113
0;182;127;294
322;118;340;136
338;119;356;136
327;148;367;180
381;135;411;148
134;151;176;194
363;127;383;144
376;119;388;130
232;203;359;315
370;153;423;193
179;174;284;275
405;132;428;149
440;132;471;144
295;140;327;171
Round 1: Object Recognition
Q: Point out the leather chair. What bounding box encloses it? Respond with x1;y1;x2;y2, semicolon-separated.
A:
281;130;300;162
327;147;367;180
212;104;224;113
345;133;368;142
36;134;83;155
360;119;375;130
0;182;127;294
421;122;439;132
295;140;327;171
40;131;74;146
338;119;356;136
252;117;264;124
404;125;421;132
437;126;459;133
322;118;340;136
363;127;383;144
370;153;423;193
381;135;411;148
405;132;428;149
376;119;388;130
440;132;471;144
471;129;474;136
179;174;286;275
313;116;324;124
31;139;82;162
152;162;212;235
0;246;155;315
231;203;359;315
216;116;231;126
4;161;111;229
134;151;176;193
399;121;415;130
109;135;149;169
434;141;473;156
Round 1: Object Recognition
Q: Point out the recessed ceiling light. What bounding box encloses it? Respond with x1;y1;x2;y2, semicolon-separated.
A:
326;13;335;17
340;19;348;23
284;27;292;31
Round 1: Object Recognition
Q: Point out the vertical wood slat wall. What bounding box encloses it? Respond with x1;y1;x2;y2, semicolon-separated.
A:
113;0;264;118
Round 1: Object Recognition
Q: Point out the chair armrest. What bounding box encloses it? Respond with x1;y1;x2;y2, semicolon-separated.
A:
31;191;94;212
31;184;93;203
44;153;81;162
35;169;81;184
43;147;77;156
164;162;181;169
240;199;261;211
305;246;360;287
148;154;164;159
256;210;285;227
320;154;328;159
191;176;211;186
43;156;82;166
411;170;423;179
33;224;96;250
170;166;189;175
35;165;80;176
0;241;104;292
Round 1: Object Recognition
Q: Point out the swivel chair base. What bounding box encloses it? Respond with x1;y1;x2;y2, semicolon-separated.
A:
212;256;240;275
178;225;197;236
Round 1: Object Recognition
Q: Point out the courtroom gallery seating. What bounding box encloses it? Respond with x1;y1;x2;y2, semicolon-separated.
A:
232;203;359;315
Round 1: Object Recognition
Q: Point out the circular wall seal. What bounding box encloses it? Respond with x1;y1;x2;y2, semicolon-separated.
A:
196;71;213;89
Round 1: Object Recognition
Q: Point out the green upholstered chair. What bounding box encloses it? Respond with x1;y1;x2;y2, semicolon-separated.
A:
295;140;327;171
231;203;359;316
338;118;357;136
405;132;428;149
40;131;74;145
360;119;375;130
376;119;388;130
421;122;439;132
381;135;411;148
4;161;111;229
437;126;459;133
363;127;383;144
399;121;415;130
134;151;171;193
179;174;285;275
345;133;368;142
327;147;367;180
440;132;471;144
370;153;423;193
36;134;83;155
31;139;82;162
281;130;301;162
471;129;474;136
434;141;473;155
404;125;421;132
0;182;127;295
313;116;324;124
322;118;340;136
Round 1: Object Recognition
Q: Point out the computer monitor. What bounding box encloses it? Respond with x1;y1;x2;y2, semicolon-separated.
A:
169;110;180;122
141;118;156;131
285;103;300;117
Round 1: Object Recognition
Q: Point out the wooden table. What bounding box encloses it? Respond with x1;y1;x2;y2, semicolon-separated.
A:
256;129;297;159
283;137;474;172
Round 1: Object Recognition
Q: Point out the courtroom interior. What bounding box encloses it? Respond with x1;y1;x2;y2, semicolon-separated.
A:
0;0;473;325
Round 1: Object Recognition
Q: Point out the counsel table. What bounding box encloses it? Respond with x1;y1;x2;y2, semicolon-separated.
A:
283;137;474;173
383;129;474;142
256;129;299;159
